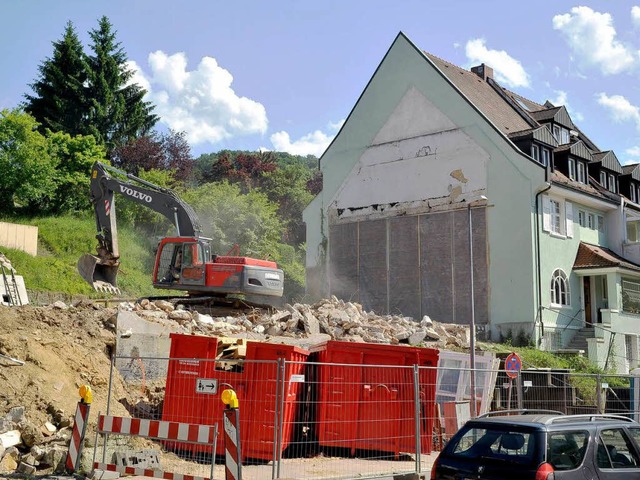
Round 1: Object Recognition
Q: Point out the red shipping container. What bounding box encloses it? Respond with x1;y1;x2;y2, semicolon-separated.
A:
162;333;309;461
315;341;438;457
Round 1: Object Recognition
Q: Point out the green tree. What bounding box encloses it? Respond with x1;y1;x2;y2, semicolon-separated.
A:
46;132;106;214
0;110;57;215
23;21;88;136
85;16;157;153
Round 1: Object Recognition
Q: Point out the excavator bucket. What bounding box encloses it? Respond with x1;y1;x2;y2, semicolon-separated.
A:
77;254;121;295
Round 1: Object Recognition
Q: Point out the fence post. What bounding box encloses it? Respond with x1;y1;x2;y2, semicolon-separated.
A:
413;364;422;475
276;358;286;480
596;373;602;414
631;369;640;421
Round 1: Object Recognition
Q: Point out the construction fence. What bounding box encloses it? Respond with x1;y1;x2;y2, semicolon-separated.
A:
94;349;640;480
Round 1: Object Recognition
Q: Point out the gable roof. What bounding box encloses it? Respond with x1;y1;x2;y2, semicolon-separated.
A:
622;163;640;181
424;53;534;135
574;242;640;273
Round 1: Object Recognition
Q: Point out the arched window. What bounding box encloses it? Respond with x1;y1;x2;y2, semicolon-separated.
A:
551;269;570;306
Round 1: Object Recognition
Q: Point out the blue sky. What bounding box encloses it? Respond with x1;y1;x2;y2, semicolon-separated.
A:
2;1;640;162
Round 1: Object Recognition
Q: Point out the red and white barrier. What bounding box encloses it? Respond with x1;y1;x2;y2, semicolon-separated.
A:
66;401;90;472
98;415;216;444
94;414;217;480
223;408;242;480
93;462;209;480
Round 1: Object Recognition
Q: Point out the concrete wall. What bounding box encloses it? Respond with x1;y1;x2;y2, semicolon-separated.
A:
0;222;38;256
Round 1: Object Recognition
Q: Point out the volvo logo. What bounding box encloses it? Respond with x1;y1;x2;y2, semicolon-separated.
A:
119;185;152;203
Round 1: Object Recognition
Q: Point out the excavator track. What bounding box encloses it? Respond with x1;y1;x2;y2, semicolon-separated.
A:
142;295;280;317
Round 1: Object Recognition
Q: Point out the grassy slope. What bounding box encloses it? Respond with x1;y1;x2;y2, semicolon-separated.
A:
2;214;157;297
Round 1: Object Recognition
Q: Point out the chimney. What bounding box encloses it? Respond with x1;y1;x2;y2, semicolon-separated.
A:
471;63;493;81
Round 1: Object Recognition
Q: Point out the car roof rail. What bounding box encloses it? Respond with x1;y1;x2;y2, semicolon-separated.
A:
477;409;564;418
548;414;635;424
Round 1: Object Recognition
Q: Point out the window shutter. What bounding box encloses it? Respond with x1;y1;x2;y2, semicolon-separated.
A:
565;201;573;238
542;195;551;232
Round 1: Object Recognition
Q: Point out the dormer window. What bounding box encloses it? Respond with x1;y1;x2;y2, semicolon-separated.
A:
631;187;637;203
568;159;576;180
577;162;586;184
531;144;540;162
542;148;550;167
552;124;570;145
600;171;607;187
609;174;617;193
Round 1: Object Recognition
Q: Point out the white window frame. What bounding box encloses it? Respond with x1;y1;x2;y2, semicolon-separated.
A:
597;215;605;233
542;195;572;238
600;171;607;187
588;213;595;229
531;144;540;162
568;159;576;180
577;162;586;184
578;210;586;227
609;174;616;193
553;125;561;142
551;269;571;307
542;148;550;167
631;187;637;203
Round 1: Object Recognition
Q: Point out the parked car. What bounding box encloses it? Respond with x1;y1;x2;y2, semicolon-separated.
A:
430;410;640;479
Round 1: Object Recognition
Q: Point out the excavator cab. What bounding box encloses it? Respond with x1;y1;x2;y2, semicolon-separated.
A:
154;238;207;289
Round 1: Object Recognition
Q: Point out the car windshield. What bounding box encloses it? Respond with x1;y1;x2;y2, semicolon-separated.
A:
448;425;539;466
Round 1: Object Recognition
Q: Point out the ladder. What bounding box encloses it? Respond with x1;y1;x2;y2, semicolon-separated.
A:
1;265;21;306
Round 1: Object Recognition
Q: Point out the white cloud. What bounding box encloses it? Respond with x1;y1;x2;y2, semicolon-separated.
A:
597;92;640;128
632;6;640;27
624;146;640;158
552;6;637;75
465;38;530;88
131;51;268;146
268;120;344;156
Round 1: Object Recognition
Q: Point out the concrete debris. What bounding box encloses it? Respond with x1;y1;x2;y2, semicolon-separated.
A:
0;408;72;475
120;295;471;351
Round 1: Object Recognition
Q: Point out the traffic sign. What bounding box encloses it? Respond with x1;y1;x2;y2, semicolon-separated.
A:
505;352;522;379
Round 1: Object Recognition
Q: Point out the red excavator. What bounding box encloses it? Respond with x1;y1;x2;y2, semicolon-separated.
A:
78;162;284;302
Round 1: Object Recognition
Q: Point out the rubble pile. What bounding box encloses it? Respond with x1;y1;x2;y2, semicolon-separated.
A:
127;295;471;350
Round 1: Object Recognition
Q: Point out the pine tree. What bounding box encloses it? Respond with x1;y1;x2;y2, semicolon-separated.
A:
23;21;88;136
85;16;158;154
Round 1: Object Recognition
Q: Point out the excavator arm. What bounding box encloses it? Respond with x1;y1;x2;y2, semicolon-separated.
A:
78;161;202;293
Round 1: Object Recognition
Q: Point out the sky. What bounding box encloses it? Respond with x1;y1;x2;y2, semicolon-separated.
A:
3;1;640;162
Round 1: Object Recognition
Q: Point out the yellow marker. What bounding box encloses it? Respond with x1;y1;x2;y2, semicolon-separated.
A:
221;389;239;409
79;385;93;404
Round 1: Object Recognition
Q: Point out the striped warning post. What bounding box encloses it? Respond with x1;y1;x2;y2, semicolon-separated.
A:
223;408;242;480
98;415;216;444
65;401;90;472
93;462;210;480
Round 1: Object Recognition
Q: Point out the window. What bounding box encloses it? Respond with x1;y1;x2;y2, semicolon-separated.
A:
550;199;561;234
451;428;536;466
577;162;586;184
631;187;637;203
542;196;573;237
568;159;576;180
551;269;570;306
561;129;570;144
548;431;589;471
597;429;640;469
623;279;640;314
597;215;605;232
542;148;550;167
609;174;616;193
578;210;586;227
600;171;607;187
553;125;561;142
531;144;540;162
588;214;595;229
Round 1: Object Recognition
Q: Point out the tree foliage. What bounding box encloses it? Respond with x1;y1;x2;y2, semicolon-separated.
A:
0;110;56;215
85;16;158;152
23;17;158;156
23;21;88;136
111;130;193;181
